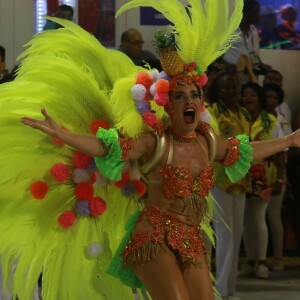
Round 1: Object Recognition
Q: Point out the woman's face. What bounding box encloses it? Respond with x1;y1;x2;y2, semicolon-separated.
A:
218;74;240;104
168;84;202;134
241;87;260;114
266;90;279;111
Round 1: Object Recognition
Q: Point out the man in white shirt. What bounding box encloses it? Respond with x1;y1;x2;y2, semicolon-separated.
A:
223;0;271;78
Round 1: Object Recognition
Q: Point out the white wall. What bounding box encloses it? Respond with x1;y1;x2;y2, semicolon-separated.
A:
0;0;34;70
1;0;299;113
115;0;165;52
260;49;300;112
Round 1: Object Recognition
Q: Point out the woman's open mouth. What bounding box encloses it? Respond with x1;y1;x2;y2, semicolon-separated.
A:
183;108;195;124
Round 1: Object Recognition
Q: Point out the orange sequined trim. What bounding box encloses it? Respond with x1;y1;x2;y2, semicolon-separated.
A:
122;206;207;268
223;137;240;166
119;137;134;160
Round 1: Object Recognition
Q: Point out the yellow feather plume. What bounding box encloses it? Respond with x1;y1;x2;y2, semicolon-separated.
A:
117;0;243;71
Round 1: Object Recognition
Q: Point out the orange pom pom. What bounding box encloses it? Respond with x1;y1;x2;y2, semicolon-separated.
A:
75;182;94;200
155;79;169;93
136;71;153;89
90;119;109;135
30;181;49;199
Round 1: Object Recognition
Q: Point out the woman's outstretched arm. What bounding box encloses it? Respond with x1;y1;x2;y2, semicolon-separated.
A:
215;129;300;161
21;108;108;157
250;130;300;160
21;108;155;160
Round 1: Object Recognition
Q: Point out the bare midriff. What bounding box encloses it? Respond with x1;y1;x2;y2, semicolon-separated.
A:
145;183;209;226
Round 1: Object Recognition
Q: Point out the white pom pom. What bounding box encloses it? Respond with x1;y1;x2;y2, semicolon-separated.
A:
149;83;157;96
149;69;159;81
199;111;211;123
86;243;103;258
157;71;170;80
93;171;108;187
131;84;147;101
72;168;90;183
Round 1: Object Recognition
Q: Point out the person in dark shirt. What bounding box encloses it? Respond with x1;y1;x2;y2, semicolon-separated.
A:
0;46;11;84
258;6;279;49
43;4;74;31
119;28;161;70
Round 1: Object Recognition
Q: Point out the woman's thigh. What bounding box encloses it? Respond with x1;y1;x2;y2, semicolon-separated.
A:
181;253;214;300
133;246;190;300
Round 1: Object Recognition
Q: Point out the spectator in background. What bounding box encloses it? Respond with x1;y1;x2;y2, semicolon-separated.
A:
276;4;300;50
240;82;284;279
264;83;289;271
258;6;279;49
223;0;271;79
43;4;74;31
0;46;11;84
206;70;251;300
119;28;161;70
263;70;292;136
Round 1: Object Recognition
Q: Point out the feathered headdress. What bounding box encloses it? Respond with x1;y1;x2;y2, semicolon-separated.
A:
117;0;243;79
113;0;243;135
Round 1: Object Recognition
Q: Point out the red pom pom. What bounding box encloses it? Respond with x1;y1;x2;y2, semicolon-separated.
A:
89;197;107;217
142;112;157;127
198;73;208;87
58;210;76;228
75;182;94;200
133;180;147;196
145;90;152;101
154;93;169;106
188;66;194;72
51;127;67;145
30;181;49;199
114;172;130;187
72;151;92;168
155;79;169;93
136;72;153;89
90;172;97;184
50;163;70;182
52;136;65;146
90;119;109;135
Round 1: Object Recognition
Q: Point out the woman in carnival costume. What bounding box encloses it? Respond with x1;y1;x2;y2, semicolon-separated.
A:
1;1;300;300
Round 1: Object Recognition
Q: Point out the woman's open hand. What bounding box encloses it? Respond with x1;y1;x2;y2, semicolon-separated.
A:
21;108;59;136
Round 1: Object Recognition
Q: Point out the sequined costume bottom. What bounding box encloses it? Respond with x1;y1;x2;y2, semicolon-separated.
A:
122;206;208;268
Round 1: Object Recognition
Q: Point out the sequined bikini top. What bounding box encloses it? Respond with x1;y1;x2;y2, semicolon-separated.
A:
144;131;215;200
160;164;215;200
